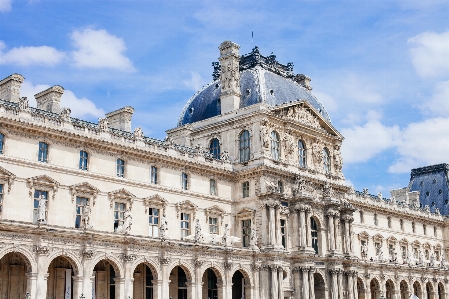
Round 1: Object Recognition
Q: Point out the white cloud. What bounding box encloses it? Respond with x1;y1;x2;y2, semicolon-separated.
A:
423;80;449;116
341;119;401;164
408;31;449;78
313;91;337;112
20;81;104;119
70;28;135;72
342;73;384;104
0;0;11;12
182;72;205;91
389;117;449;173
0;40;65;66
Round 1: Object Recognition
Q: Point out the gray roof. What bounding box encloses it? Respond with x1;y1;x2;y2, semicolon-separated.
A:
178;51;330;127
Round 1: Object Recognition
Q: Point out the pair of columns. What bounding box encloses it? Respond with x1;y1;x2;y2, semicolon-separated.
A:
267;203;283;248
291;206;312;250
326;210;354;254
293;266;315;299
259;265;284;299
328;269;358;299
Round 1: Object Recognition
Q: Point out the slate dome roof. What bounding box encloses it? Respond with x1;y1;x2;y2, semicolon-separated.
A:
177;47;331;127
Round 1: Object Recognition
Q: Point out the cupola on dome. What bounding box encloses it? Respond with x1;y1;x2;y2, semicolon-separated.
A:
178;42;330;127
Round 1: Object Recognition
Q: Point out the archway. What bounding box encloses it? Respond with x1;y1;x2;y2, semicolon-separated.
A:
413;281;422;298
370;278;380;299
169;266;190;299
0;252;29;299
314;272;325;299
385;279;395;299
202;268;223;299
133;263;157;299
400;280;409;299
357;277;366;299
93;259;119;299
46;256;74;299
426;282;433;299
232;270;246;299
438;282;445;299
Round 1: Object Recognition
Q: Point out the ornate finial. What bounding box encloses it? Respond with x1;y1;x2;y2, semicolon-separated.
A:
212;62;221;81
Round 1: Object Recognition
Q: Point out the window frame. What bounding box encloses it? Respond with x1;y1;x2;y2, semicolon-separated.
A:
113;202;126;231
180;212;190;239
150;166;158;184
209;138;221;160
148;207;160;238
79;150;89;171
239;130;251;163
277;181;284;194
116;158;125;178
242;219;251;247
38;141;49;163
270;131;280;161
242;181;250;198
323;147;330;174
181;172;188;190
280;218;286;248
311;217;319;254
298;140;306;167
0;133;4;154
209;217;219;234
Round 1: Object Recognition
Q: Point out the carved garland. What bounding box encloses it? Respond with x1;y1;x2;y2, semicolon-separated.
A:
108;188;136;209
0;166;16;193
27;175;59;200
70;182;100;205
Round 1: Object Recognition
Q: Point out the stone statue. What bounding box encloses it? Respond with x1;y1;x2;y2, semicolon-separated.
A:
333;145;343;172
81;202;92;229
122;208;132;234
134;127;144;139
159;213;168;239
311;141;323;168
430;253;435;267
377;192;382;201
361;243;368;260
419;250;424;266
164;136;174;146
260;123;270;149
194;219;203;243
406;251;411;265
98;118;109;131
362;188;369;196
250;228;258;249
424;205;430;213
60;108;71;121
222;224;229;245
283;133;295;159
37;194;47;224
435;208;441;215
220;151;230;161
378;250;384;262
18;97;29;110
440;256;446;269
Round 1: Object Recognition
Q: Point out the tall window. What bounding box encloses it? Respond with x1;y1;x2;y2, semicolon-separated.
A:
116;159;125;177
323;147;330;174
280;219;286;248
0;133;4;154
374;213;378;226
210;179;216;196
400;219;404;231
150;166;158;184
79;150;88;170
180;213;190;239
242;219;251;247
360;211;364;223
311;217;318;254
181;172;188;190
209;138;220;159
271;131;280;160
75;197;88;228
148;208;159;237
298;140;306;167
412;221;415;233
239;130;250;162
145;266;154;299
387;216;392;228
242;181;249;198
423;224;426;235
278;181;284;193
209;217;218;234
38;142;48;162
114;202;125;231
0;184;3;214
33;190;48;222
434;226;437;237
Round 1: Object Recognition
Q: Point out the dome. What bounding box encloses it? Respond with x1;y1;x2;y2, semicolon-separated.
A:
177;48;331;127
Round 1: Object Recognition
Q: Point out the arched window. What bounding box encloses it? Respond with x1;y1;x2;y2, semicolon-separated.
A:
209;138;220;159
271;131;280;160
323;147;330;174
239;130;250;162
311;217;318;254
298;140;306;167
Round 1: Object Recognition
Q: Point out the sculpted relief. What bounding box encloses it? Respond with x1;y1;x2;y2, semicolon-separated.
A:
280;105;322;130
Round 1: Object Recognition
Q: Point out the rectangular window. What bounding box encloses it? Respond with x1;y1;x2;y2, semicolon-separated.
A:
210;179;216;196
116;159;125;177
75;197;88;228
0;133;4;154
181;172;188;190
280;219;286;248
436;250;441;261
209;217;218;234
278;181;283;193
79;150;89;170
149;208;159;237
33;190;48;223
242;219;251;247
180;213;190;239
150;166;158;184
434;226;437;237
114;202;125;231
242;181;249;198
0;184;3;214
401;246;407;260
38;142;48;162
413;248;418;259
423;224;427;235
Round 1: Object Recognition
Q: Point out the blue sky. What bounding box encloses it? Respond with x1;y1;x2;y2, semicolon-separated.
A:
1;0;449;196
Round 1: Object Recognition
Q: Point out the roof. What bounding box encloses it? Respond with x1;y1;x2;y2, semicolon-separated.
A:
408;163;449;215
177;47;330;127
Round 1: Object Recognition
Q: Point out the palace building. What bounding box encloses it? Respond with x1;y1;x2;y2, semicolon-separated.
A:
0;40;448;299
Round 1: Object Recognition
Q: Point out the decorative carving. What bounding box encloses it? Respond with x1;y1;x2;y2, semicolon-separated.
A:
108;188;136;209
323;182;333;200
143;194;168;213
98;118;109;131
223;261;232;269
18;97;29;110
82;250;94;259
159;213;168;240
220;151;230;161
70;182;99;205
312;141;323;169
159;257;171;265
121;254;136;262
117;209;132;234
260;121;270;149
175;200;198;220
333;145;343;173
134;127;144;139
33;245;49;255
205;205;226;225
0;166;16;193
292;175;314;197
212;62;221;81
27;174;59;201
60;108;71;121
194;219;203;243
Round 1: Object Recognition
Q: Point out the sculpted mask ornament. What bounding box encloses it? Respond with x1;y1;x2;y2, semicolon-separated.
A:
265;179;278;193
220;151;230;161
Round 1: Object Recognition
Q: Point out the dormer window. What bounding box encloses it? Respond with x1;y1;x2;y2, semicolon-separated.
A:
209;138;220;159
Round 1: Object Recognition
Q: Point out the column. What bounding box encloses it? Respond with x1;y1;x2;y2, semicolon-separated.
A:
328;215;335;251
216;281;224;299
344;219;351;254
309;268;315;299
269;204;276;246
151;279;162;299
299;209;306;247
252;265;260;299
160;259;170;299
275;205;281;247
36;253;48;299
347;272;354;299
302;268;309;299
353;273;359;299
293;268;300;299
260;266;269;299
292;209;299;248
25;272;38;299
330;270;338;299
271;266;279;299
195;263;203;299
225;264;233;299
114;277;125;299
124;260;133;298
335;216;341;252
72;275;83;299
278;267;284;299
337;270;343;299
306;209;312;248
349;219;354;253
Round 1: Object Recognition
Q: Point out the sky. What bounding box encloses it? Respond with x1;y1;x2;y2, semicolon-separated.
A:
1;0;449;196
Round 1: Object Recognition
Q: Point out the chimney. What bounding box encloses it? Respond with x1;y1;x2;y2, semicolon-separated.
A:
0;73;25;103
35;85;64;113
218;41;241;114
105;106;135;132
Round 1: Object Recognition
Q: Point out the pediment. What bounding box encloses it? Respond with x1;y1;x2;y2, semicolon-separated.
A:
358;231;370;241
0;165;16;193
27;175;59;200
236;207;255;219
412;240;421;247
205;205;226;217
108;188;136;209
435;244;442;249
423;242;431;249
386;236;398;244
143;194;168;212
70;182;100;204
175;200;198;219
399;238;409;245
372;233;384;243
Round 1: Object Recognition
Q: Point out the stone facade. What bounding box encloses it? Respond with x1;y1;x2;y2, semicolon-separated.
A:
0;41;447;299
